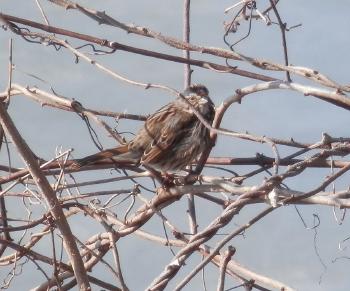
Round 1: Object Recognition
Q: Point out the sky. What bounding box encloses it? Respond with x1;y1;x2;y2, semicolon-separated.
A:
1;1;350;290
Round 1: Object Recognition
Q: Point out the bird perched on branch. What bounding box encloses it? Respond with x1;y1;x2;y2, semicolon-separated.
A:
71;84;215;172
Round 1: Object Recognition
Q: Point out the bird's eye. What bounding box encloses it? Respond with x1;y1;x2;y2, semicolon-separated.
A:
199;88;207;96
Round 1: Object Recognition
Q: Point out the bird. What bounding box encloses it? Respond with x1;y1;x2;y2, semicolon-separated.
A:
71;84;215;172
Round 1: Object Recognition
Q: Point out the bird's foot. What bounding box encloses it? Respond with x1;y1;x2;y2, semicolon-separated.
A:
161;173;176;188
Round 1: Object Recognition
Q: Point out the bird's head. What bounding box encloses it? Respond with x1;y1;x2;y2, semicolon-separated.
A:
182;84;214;117
184;84;209;98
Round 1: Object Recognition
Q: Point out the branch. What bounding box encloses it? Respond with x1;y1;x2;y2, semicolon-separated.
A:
216;246;235;291
269;0;291;81
0;13;275;82
172;207;276;291
46;1;350;92
0;102;91;290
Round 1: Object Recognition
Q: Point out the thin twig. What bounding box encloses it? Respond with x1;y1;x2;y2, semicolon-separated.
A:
269;0;291;81
0;103;91;290
183;0;191;87
174;207;275;291
35;0;50;25
216;246;235;291
107;232;129;291
0;12;276;82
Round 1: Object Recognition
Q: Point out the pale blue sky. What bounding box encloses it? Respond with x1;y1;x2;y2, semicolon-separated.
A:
1;1;350;290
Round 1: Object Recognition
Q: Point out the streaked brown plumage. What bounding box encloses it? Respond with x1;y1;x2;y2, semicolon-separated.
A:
72;84;215;171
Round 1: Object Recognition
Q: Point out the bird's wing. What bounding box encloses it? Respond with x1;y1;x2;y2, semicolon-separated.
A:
139;104;195;165
71;145;129;169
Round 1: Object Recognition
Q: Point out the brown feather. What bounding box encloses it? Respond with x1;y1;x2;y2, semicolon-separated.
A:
71;84;215;172
71;145;129;169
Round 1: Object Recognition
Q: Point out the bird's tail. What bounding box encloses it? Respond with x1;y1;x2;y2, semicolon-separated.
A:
71;145;130;169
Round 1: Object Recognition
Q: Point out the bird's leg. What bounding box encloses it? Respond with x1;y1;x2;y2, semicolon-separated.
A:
142;165;175;187
183;172;199;185
161;172;176;187
182;166;199;185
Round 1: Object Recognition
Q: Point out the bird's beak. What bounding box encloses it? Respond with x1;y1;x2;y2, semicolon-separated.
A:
198;97;209;105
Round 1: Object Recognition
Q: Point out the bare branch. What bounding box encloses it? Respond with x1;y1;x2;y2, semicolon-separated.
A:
0;103;91;290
